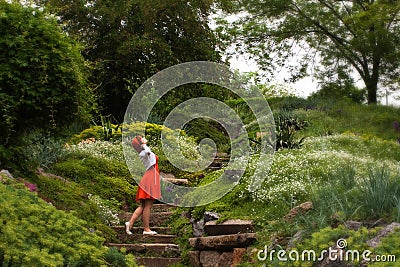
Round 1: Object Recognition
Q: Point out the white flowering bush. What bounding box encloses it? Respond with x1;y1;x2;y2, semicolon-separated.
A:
87;194;120;226
64;140;125;163
229;134;400;205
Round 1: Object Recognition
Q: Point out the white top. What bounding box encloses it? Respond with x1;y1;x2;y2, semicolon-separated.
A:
139;144;156;170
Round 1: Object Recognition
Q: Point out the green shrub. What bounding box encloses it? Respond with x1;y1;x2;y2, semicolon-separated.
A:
20;132;67;170
371;229;400;266
295;100;400;142
298;164;400;235
0;183;107;266
103;247;138;267
287;225;379;267
50;157;137;211
0;1;93;170
268;96;311;111
309;83;366;104
274;109;308;150
68;126;105;144
88;194;121;226
68;121;178;145
359;168;400;219
182;118;230;153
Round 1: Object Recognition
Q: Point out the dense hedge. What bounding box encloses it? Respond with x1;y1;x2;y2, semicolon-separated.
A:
0;183;107;266
0;2;93;171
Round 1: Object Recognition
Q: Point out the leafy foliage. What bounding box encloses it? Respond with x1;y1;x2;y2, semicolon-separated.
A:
182;118;231;153
187;133;400;237
274;109;308;150
37;0;221;119
0;1;93;170
287;226;379;267
220;0;400;103
50;156;137;211
295;99;400;141
0;183;107;266
310;81;366;104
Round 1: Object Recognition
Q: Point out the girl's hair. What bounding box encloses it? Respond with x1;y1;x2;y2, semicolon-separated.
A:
131;135;144;153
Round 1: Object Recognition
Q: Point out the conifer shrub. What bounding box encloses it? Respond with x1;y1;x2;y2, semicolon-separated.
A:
0;183;113;266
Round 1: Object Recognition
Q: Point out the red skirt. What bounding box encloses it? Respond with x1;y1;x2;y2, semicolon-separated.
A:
135;157;161;201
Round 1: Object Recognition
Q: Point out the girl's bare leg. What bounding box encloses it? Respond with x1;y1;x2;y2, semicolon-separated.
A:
142;199;154;232
125;202;144;234
129;205;144;227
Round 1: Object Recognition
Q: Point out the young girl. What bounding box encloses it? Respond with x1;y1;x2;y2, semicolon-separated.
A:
125;135;161;235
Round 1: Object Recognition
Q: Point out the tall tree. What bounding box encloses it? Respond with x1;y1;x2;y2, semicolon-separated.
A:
219;0;400;104
0;1;92;169
37;0;221;119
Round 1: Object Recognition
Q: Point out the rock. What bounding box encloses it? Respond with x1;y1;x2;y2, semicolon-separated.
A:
188;251;201;267
192;218;205;237
200;251;221;267
163;177;189;185
189;233;257;252
0;169;14;183
287;230;304;249
36;168;69;183
190;211;221;238
204;211;220;223
160;172;176;179
232;248;246;267
205;219;254;236
160;173;189;185
219;252;233;267
366;222;400;248
284;201;313;222
344;221;362;231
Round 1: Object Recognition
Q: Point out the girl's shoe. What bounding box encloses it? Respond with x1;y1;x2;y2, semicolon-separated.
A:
125;222;132;235
143;230;157;235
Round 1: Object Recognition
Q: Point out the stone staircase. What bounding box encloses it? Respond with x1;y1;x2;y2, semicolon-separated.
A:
188;219;257;267
106;203;258;267
108;203;182;267
207;152;230;171
106;164;257;267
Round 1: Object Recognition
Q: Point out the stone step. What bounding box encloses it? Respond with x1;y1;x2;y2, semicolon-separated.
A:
207;166;223;170
189;233;257;252
107;243;180;256
162;177;189;185
135;257;182;267
160;172;190;185
189;248;247;267
210;162;226;167
205;220;254;236
118;211;173;227
116;233;177;244
212;157;230;163
113;226;173;235
152;203;177;213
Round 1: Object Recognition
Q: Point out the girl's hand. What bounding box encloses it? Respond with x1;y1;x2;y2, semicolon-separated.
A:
141;137;148;144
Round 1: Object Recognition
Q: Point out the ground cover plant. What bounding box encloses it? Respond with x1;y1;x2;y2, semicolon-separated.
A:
171;99;400;266
2;97;400;266
0;182;137;266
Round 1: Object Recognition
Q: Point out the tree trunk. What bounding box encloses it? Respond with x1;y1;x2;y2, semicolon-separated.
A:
365;78;378;104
